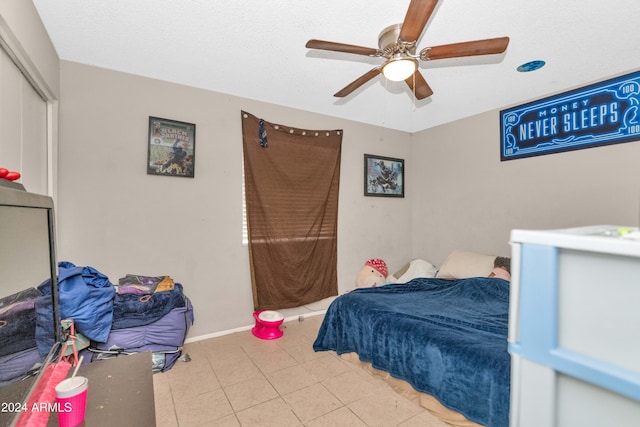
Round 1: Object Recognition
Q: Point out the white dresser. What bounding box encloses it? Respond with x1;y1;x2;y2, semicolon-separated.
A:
508;225;640;427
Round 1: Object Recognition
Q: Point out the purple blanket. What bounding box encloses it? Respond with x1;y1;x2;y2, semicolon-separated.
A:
0;288;40;357
0;347;43;386
97;297;193;351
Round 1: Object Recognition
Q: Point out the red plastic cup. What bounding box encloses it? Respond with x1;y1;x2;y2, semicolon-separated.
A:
55;376;88;427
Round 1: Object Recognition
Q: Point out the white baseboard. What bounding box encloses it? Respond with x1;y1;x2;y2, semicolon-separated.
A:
184;309;326;344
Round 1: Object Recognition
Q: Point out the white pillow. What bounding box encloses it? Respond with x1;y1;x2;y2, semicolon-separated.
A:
436;250;496;279
395;259;438;283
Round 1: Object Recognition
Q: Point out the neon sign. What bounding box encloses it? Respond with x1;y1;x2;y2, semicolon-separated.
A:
500;70;640;160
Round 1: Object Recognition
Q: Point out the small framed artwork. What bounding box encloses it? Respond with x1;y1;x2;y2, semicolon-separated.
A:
147;116;196;177
364;154;404;197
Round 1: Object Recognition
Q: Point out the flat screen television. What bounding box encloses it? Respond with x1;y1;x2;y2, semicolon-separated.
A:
0;183;61;426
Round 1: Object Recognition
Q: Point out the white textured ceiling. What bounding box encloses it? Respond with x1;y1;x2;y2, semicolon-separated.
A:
33;0;640;133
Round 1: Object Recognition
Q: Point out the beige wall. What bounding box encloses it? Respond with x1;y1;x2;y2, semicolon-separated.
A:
411;108;640;266
57;61;414;338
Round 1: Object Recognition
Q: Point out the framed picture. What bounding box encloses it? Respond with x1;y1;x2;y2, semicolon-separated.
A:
147;116;196;177
364;154;404;197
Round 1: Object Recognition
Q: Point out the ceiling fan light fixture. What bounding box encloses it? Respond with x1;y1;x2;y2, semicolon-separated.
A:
382;56;417;82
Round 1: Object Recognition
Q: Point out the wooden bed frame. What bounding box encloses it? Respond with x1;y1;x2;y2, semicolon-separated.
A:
341;352;483;427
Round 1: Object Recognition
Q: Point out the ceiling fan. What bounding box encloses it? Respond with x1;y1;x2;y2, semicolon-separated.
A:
305;0;509;100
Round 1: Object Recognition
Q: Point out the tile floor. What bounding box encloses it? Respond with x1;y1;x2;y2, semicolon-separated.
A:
152;314;452;427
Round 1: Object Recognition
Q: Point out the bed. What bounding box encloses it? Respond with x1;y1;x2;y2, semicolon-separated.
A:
313;251;511;427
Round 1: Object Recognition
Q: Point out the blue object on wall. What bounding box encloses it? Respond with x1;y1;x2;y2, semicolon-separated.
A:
500;70;640;160
517;60;546;72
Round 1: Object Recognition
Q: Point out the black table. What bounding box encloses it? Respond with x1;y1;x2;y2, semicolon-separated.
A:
47;352;156;426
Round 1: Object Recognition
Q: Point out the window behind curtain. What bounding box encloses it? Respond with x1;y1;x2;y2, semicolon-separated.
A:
241;111;342;310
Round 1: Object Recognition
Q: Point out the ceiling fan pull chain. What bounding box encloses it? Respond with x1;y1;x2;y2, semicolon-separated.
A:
412;73;416;112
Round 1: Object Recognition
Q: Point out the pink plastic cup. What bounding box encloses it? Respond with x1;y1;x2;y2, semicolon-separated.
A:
55;376;88;427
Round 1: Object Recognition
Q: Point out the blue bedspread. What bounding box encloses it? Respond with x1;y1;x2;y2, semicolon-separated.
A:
313;277;510;427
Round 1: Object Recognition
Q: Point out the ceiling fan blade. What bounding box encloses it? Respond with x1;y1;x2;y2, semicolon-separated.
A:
334;68;381;97
421;36;510;60
398;0;439;43
405;71;433;100
306;39;380;56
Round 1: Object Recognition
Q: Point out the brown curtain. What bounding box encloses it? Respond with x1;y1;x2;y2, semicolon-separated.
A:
241;111;342;310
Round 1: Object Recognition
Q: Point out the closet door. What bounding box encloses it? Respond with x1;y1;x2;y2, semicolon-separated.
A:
0;46;48;195
0;47;21;167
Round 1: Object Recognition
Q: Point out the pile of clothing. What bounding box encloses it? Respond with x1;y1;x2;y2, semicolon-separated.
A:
40;262;193;373
89;272;194;372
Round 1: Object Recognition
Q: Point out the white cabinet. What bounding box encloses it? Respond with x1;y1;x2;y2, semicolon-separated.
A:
508;225;640;427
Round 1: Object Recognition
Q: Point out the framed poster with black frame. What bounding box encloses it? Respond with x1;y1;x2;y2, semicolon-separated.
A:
364;154;404;198
147;116;196;178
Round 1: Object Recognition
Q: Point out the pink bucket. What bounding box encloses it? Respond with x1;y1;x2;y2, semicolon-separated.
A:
251;310;284;340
